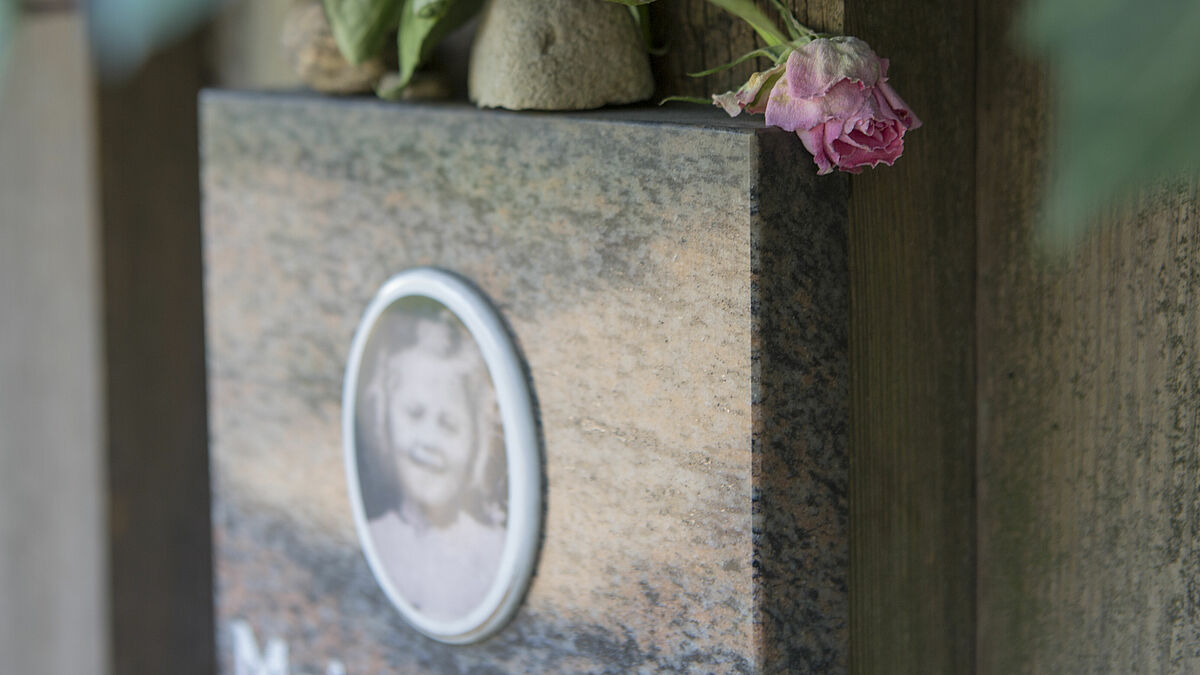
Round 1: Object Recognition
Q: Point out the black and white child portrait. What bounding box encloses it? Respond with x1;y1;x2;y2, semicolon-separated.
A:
353;296;508;623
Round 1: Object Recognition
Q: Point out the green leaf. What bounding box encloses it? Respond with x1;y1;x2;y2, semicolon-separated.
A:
322;0;406;64
413;0;448;18
379;0;483;99
705;0;787;46
0;0;13;93
603;0;658;5
1021;0;1200;250
688;45;788;78
625;4;666;55
660;96;713;105
768;0;813;41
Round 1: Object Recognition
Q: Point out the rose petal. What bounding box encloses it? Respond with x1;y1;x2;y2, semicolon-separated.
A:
765;77;870;132
865;89;903;125
823;121;843;163
797;124;835;175
842;128;879;150
785;37;883;99
712;91;745;117
840;135;905;171
876;81;921;129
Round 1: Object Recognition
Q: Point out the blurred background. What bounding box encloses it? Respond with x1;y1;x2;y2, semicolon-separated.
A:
2;0;1198;673
0;3;293;673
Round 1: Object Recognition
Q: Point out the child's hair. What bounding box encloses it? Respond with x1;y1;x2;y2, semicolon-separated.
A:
355;298;506;526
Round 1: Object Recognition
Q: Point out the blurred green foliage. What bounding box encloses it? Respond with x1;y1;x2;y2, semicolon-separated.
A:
0;0;13;90
388;0;482;96
322;0;482;97
1022;0;1200;249
323;0;406;64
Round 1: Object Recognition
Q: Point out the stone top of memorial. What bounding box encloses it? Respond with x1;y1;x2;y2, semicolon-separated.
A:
201;88;774;132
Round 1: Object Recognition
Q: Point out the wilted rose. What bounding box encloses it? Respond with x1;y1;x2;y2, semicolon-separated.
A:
763;37;920;175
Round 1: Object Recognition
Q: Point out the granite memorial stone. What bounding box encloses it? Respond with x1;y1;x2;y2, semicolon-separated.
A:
202;92;849;673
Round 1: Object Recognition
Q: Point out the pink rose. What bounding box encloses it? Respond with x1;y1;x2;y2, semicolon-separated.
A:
763;37;920;175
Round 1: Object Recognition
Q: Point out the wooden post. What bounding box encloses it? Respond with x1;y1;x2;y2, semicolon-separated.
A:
843;1;977;672
95;28;216;675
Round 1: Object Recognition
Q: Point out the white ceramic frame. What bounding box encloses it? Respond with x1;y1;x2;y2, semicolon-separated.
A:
342;268;541;644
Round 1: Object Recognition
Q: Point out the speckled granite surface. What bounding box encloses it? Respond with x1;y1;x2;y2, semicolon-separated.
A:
201;91;848;673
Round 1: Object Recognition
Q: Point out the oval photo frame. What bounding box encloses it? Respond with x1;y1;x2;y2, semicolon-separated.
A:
342;268;541;644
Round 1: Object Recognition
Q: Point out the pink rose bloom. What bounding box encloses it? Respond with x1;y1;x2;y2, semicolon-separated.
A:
763;37;920;175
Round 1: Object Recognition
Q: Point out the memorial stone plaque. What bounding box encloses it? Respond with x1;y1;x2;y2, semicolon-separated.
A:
202;91;849;673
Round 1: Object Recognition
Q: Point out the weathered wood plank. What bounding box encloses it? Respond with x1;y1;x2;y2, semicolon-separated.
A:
976;0;1200;671
96;29;216;675
843;0;977;672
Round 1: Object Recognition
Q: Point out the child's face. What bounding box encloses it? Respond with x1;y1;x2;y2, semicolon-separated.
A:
385;352;477;513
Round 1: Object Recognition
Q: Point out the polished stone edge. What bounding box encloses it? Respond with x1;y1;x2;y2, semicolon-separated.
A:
199;88;767;134
750;129;849;673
